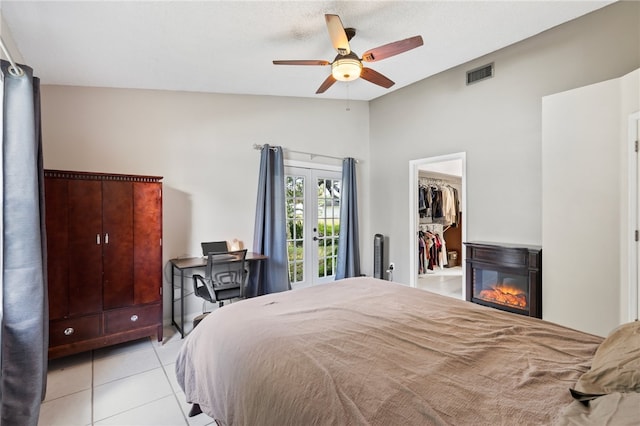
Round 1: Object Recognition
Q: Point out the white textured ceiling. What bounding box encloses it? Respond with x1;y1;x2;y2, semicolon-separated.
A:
1;1;614;101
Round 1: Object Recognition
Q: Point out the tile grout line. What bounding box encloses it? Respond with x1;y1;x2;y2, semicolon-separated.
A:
153;335;191;425
91;394;177;425
45;332;195;426
91;349;95;426
91;337;172;424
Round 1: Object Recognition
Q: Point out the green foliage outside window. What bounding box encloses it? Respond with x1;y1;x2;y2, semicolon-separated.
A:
287;222;340;282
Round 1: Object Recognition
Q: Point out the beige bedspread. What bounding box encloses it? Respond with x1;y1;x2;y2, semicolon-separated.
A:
176;277;602;425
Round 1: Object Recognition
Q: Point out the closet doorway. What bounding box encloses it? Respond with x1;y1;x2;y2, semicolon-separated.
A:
409;153;466;300
628;111;640;322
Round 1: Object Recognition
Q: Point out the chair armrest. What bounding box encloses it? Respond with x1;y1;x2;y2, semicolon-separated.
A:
193;274;216;303
192;274;206;292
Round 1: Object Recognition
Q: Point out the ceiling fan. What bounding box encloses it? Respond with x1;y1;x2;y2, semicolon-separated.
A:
273;14;424;94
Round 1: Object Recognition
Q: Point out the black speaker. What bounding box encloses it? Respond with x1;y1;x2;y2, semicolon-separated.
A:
374;234;384;279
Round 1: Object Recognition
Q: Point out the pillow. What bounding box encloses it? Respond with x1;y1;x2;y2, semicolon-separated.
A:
572;321;640;396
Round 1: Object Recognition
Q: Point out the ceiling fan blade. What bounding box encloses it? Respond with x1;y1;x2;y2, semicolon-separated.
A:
273;60;330;66
360;67;394;89
325;14;350;56
361;35;424;62
316;75;337;94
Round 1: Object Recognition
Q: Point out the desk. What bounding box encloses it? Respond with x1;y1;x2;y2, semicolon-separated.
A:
170;252;267;337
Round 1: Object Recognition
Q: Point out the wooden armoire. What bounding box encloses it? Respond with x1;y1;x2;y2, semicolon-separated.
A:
44;170;163;359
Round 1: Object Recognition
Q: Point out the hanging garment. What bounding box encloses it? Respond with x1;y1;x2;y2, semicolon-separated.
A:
418;186;427;216
431;188;443;219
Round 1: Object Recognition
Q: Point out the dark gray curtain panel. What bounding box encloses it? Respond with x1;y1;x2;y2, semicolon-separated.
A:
335;157;361;279
0;60;47;426
248;145;291;296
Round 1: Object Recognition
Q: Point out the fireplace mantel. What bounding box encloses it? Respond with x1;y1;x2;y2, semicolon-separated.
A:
465;242;542;318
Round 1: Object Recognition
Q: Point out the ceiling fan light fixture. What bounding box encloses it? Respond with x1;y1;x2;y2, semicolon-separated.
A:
331;58;362;82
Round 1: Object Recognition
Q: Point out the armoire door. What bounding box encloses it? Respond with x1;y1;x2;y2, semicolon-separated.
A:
133;181;162;304
102;180;134;310
68;179;103;316
44;178;70;320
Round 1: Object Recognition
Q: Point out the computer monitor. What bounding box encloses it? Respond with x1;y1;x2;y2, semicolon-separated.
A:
201;241;229;256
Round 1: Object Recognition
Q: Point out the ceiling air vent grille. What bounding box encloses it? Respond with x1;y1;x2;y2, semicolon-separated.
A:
466;63;494;85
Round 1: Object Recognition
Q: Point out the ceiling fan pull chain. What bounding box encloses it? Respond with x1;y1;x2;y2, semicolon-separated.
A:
346;84;351;112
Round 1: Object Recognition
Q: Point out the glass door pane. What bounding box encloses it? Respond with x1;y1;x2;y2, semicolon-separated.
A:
285;174;305;285
315;177;341;282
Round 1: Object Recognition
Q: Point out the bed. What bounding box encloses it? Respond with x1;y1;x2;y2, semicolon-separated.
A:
175;277;639;425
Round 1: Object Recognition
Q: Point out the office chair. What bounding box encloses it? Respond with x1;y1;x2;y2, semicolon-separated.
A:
192;249;248;312
202;240;250;277
200;241;229;256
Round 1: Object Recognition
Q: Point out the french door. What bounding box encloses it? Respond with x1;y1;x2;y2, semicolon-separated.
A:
285;166;341;288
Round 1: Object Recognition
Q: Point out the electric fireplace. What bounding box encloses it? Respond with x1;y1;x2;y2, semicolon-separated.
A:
465;242;542;318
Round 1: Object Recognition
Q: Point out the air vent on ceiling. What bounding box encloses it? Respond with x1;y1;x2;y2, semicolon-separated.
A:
466;63;494;85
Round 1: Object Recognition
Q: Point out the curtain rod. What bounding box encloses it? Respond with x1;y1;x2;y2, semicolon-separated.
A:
252;144;359;163
0;36;24;77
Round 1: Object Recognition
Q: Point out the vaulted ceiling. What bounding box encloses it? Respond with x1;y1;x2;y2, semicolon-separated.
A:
1;1;614;101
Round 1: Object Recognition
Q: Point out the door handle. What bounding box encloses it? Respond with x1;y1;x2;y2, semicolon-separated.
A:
105;233;109;244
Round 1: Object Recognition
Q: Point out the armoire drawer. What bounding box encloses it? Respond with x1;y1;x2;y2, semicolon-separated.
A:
104;304;161;334
49;314;101;347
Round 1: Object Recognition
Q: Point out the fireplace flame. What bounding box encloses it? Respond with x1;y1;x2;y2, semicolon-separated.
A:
478;284;527;309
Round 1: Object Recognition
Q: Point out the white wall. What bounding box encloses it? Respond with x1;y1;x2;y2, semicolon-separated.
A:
368;1;640;288
39;86;370;320
0;15;24;63
542;68;639;337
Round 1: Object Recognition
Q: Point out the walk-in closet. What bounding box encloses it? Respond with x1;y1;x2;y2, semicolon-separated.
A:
416;161;463;300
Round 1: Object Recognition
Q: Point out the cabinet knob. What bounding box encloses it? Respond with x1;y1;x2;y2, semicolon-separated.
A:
64;327;75;336
130;315;138;322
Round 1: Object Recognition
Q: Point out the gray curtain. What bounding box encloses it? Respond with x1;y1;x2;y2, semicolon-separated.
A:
248;144;291;296
335;157;361;279
0;60;48;425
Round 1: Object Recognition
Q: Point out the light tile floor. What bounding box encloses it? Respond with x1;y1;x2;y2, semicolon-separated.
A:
39;326;214;426
416;266;464;299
